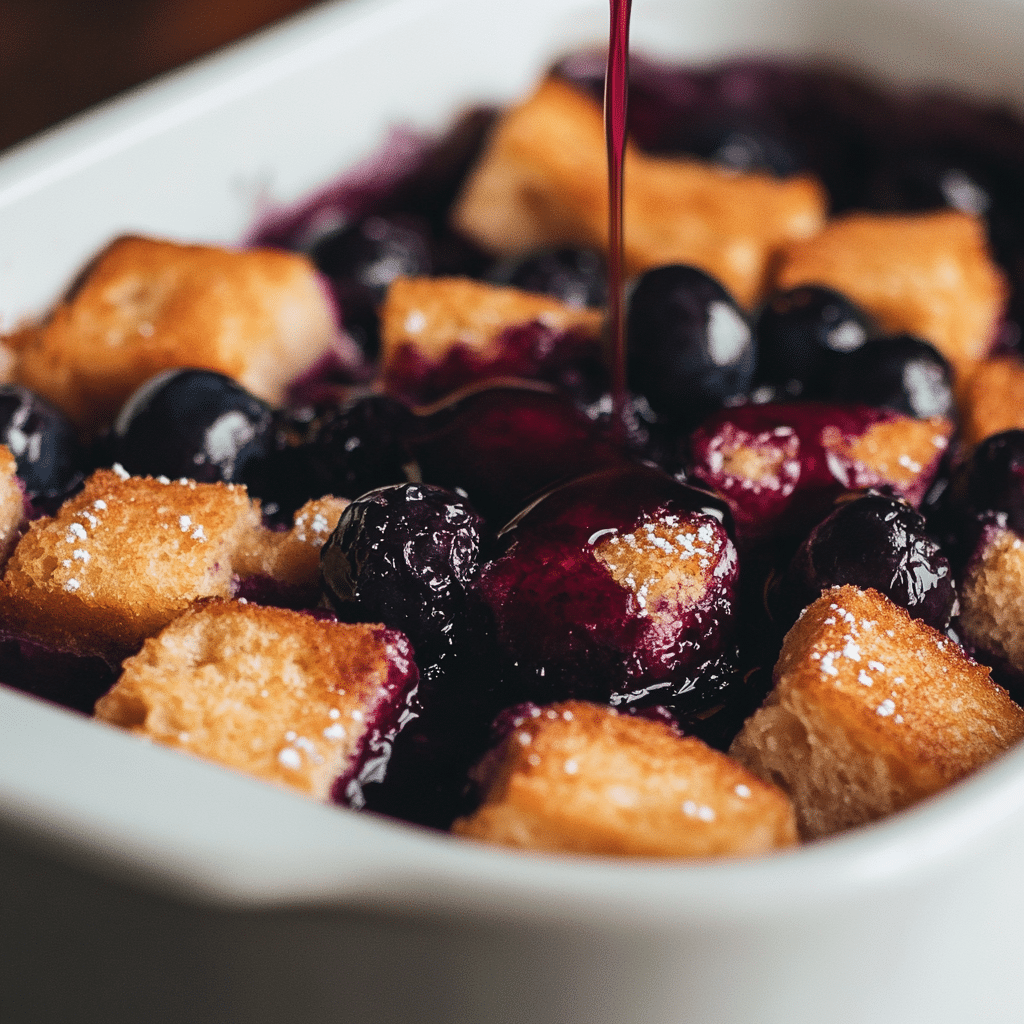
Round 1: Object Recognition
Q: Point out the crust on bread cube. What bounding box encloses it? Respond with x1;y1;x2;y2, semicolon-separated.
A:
95;601;418;802
0;468;260;662
959;524;1024;677
453;700;797;858
959;355;1024;448
729;586;1024;840
6;235;344;432
452;76;826;309
379;275;603;402
773;211;1006;383
0;446;26;566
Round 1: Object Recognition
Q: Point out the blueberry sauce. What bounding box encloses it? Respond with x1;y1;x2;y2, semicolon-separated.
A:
605;0;633;445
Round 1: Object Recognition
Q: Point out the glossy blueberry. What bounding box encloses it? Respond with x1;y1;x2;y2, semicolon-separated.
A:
409;382;623;527
488;246;607;308
112;369;273;484
0;384;84;501
824;334;956;420
627;264;755;424
310;213;434;358
678;117;802;176
477;465;740;716
754;286;873;400
957;430;1024;535
321;483;485;660
780;491;958;631
866;151;993;216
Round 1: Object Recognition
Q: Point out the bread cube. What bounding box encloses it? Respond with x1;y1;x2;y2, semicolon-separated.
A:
452;76;826;309
453;700;797;858
0;468;260;661
6;235;344;432
730;586;1024;839
95;601;419;803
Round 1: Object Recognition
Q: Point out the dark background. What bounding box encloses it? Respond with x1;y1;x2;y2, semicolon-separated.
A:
0;0;326;153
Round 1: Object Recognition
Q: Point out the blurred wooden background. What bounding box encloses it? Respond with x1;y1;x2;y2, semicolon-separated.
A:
0;0;326;152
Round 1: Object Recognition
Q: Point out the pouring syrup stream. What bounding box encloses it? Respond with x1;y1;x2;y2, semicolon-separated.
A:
605;0;633;446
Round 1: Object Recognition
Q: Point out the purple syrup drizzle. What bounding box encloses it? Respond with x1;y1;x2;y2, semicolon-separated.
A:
605;0;632;447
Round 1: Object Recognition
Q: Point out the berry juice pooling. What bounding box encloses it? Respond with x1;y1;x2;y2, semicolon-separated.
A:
605;0;632;446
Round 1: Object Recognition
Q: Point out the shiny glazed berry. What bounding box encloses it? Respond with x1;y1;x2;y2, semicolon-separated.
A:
626;265;754;424
679;117;802;176
321;483;484;660
824;334;956;420
112;369;273;484
754;286;873;399
488;246;607;308
0;384;84;501
780;492;958;630
409;382;623;526
958;430;1024;535
476;465;740;715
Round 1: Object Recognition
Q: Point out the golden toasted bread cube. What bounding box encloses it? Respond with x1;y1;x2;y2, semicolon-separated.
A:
95;601;417;802
773;211;1006;384
454;700;798;858
959;355;1024;448
6;235;342;432
378;275;603;382
730;586;1024;840
452;76;827;309
960;525;1024;678
0;468;260;661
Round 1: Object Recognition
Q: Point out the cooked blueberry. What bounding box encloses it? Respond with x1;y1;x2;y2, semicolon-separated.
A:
754;286;873;399
957;430;1024;536
823;334;956;420
476;465;740;716
310;213;434;358
677;117;802;176
321;483;485;660
626;265;755;424
409;382;623;526
866;151;992;215
488;246;607;307
778;492;958;631
112;369;273;484
0;384;84;501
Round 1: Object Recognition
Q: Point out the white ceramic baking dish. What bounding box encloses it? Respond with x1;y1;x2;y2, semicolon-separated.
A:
3;0;1024;1021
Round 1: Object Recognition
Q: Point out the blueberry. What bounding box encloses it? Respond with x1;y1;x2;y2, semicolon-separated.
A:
754;286;873;400
409;382;622;526
823;334;955;420
626;265;755;424
778;491;958;631
112;369;273;484
0;384;84;502
320;483;485;661
488;246;607;308
958;430;1024;535
310;213;434;358
866;151;992;216
678;117;802;176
